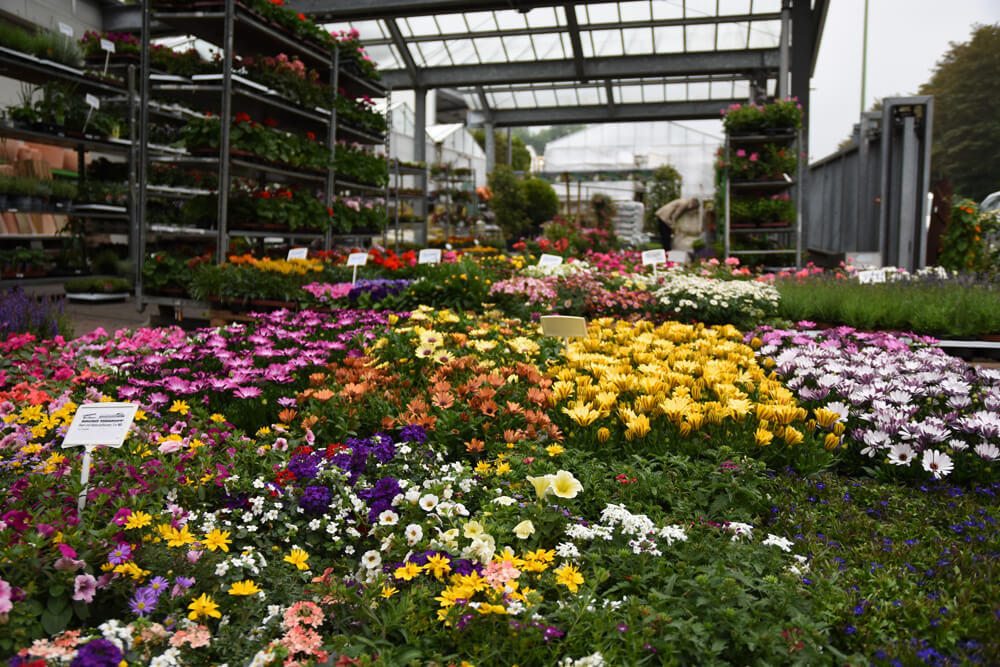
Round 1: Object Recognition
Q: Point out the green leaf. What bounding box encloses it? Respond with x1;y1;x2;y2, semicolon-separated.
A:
41;605;73;635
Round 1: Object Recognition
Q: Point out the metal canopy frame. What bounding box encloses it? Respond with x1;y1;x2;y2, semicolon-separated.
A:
288;0;826;133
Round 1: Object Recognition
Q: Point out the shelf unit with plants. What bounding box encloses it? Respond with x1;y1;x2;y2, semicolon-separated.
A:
0;18;140;285
136;0;388;313
721;99;804;267
428;162;477;244
385;158;427;249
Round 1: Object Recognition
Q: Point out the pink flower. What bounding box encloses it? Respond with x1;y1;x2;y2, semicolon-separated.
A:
749;152;759;162
0;577;12;613
73;574;97;603
736;149;746;158
284;600;324;629
724;257;740;266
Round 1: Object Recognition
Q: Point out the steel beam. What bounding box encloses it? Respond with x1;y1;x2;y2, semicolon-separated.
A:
289;0;583;21
475;99;742;127
385;18;420;87
810;0;830;77
563;4;586;81
381;49;779;89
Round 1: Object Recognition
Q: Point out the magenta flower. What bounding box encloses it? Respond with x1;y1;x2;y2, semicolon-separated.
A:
73;574;97;603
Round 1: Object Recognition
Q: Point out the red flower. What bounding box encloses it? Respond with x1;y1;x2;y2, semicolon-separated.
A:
269;0;284;5
327;207;334;217
274;470;296;486
294;445;314;456
297;12;307;21
259;191;272;199
264;117;278;128
305;131;317;141
325;443;346;458
234;112;252;124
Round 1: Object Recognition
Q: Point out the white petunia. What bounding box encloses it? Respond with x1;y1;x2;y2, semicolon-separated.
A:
360;550;382;570
418;494;439;511
377;510;399;526
404;523;423;546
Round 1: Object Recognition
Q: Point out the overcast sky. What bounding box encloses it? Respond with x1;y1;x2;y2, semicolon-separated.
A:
809;0;1000;159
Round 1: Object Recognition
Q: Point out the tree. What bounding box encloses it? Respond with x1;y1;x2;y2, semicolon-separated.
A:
471;129;532;171
919;24;1000;201
488;165;530;240
644;164;683;230
516;125;585;154
521;177;559;226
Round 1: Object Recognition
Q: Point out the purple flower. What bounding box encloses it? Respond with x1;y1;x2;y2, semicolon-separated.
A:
147;576;169;597
73;574;98;603
129;586;158;616
398;424;427;444
107;543;132;565
70;638;123;667
299;485;332;514
171;576;195;598
287;453;321;481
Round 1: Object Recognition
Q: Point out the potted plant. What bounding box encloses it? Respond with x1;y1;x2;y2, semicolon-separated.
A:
63;276;132;301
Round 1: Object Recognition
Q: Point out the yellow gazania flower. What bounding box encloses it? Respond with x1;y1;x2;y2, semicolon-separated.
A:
380;585;399;599
204;529;232;553
783;426;804;446
394;562;423;581
169;400;190;416
124;511;153;530
554;563;585;593
425;554;452;580
188;593;222;621
824;433;841;450
209;413;227;423
813;407;843;429
596;427;611;443
561;403;601;427
545;444;565;457
624;414;651;441
755;425;774;447
227;580;261;596
474;461;492;475
494;461;512;476
284;547;310;571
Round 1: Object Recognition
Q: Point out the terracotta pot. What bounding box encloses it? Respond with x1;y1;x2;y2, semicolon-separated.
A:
62;149;78;171
0;140;23;163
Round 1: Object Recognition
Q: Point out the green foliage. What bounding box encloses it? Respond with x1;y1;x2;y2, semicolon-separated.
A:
63;277;131;294
644;164;683;230
589;193;617;229
722;99;803;134
488;165;530;239
919;24;1000;200
471;129;532;171
0;21;82;67
775;275;1000;337
937;198;1000;274
521;177;559;226
141;251;210;296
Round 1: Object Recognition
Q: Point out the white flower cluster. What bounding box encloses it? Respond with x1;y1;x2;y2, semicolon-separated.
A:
522;260;593;278
559;652;606;666
563;503;688;556
653;274;780;321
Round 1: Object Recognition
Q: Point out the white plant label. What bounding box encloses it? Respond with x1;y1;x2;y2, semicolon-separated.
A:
346;252;368;267
62;402;138;448
100;38;115;53
287;247;309;260
538;254;563;267
641;249;666;266
857;269;886;284
58;22;74;37
418;248;442;265
85;94;100;109
666;250;689;264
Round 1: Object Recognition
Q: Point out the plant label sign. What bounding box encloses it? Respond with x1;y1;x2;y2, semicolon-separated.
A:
538;254;563;267
100;38;115;53
857;269;886;284
62;402;138;449
346;252;368;267
287;247;309;260
418;248;442;265
541;315;588;354
642;249;666;266
58;22;74;38
666;250;689;264
85;94;100;110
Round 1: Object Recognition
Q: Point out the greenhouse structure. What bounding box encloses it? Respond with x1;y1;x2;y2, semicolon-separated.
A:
2;2;997;666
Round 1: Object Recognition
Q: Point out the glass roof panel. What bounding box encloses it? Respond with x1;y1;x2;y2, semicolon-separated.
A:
487;91;512;108
754;0;783;12
503;35;537;62
434;14;468;34
582;3;621;25
590;29;625;57
665;82;688;101
685;24;717;51
349;20;385;41
533;88;559;107
513;91;536;108
415;41;452;67
748;20;781;48
618;84;645;104
531;33;566;60
622;27;654;55
617;1;653;22
582;31;597;59
733;80;750;99
462;92;480;110
687;81;711;99
653;25;684;53
403;15;439;37
364;44;400;70
473;37;507;63
447;39;479;64
717;21;750;50
652;1;685;20
685;0;718;19
711;79;735;99
525;6;563;29
463;12;497;31
494;10;528;31
718;0;752;15
577;86;605;105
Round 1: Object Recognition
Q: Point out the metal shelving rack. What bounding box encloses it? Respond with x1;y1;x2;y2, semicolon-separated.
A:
723;129;803;267
136;0;387;314
0;47;139;285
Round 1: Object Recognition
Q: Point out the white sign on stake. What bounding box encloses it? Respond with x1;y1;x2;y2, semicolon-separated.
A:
540;315;588;355
85;94;100;109
857;269;887;284
58;22;74;38
62;402;139;513
418;248;442;265
347;251;367;285
641;248;666;266
100;38;116;53
538;253;563;267
287;247;309;260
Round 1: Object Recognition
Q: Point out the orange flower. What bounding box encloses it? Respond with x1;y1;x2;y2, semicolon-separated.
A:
278;408;297;424
465;438;485;453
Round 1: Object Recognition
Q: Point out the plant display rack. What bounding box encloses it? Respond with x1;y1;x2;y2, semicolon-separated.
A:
0;42;138;284
136;0;387;315
722;129;803;267
429;162;476;243
386;157;428;249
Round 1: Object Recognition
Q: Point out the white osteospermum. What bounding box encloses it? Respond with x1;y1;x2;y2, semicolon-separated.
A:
887;444;916;466
922;449;954;479
974;443;999;461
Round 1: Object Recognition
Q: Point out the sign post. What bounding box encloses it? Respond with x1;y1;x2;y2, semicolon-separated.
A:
537;254;563;267
418;248;442;265
641;248;666;280
62;403;139;514
540;315;588;355
287;247;309;260
346;252;368;285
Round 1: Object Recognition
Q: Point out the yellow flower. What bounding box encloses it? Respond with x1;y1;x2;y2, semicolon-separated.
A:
782;426;804;446
525;474;552;499
124;511;153;530
113;562;150;581
562;403;601;427
554;563;585;593
494;461;512;476
394;562;424;581
545;444;565;457
513;520;535;539
204;529;232;553
823;433;841;450
187;593;222;621
474;461;492;475
227;580;261;596
380;585;399;599
284;547;310;571
754;425;774;447
425;553;452;580
159;524;196;548
813;407;843;429
550;470;583;499
463;521;485;539
169;400;190;416
209;413;226;423
596;427;611;443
